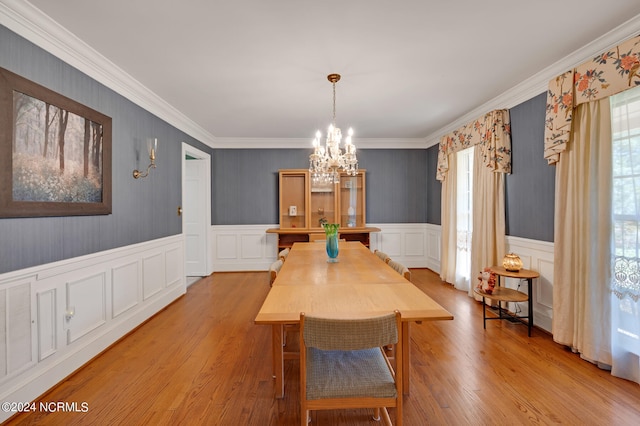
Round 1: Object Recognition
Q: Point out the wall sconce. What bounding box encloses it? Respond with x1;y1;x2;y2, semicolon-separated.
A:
133;138;157;179
502;252;523;272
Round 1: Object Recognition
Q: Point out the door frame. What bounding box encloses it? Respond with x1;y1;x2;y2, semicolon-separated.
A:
181;142;212;277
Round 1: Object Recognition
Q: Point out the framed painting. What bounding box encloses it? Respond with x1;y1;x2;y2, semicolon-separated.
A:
0;66;112;217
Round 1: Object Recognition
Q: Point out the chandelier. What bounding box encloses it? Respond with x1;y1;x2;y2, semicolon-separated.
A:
309;73;358;184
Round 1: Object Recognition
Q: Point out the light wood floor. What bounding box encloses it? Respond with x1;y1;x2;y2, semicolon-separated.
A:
6;269;640;425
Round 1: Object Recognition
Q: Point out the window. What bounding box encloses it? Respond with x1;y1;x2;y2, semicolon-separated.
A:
610;86;640;352
611;87;640;300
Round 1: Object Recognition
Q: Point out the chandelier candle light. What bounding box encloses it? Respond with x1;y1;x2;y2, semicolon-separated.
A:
309;73;358;184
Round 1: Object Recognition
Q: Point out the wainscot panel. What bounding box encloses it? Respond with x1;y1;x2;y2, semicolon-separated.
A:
426;223;442;274
369;223;432;269
210;224;435;272
0;235;185;423
505;236;554;333
211;225;280;272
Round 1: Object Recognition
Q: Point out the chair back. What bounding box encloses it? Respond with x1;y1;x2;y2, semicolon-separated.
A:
374;250;391;264
388;259;411;281
269;259;283;286
278;248;290;261
302;312;398;351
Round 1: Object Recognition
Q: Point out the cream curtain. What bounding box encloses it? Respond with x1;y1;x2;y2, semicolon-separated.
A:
469;148;506;298
440;153;460;287
438;109;510;293
552;98;612;366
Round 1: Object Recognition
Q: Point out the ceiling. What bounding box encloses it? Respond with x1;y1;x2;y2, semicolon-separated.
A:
10;1;640;147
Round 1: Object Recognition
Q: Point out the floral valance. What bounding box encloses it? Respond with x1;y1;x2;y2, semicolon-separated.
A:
544;34;640;164
436;109;511;181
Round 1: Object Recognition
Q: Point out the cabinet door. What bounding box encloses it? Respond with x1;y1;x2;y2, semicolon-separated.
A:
339;172;365;228
279;171;308;229
309;177;337;229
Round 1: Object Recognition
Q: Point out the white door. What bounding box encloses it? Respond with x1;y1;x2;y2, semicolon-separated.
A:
182;144;211;277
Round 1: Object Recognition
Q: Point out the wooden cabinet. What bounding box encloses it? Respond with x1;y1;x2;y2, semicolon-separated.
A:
268;169;378;248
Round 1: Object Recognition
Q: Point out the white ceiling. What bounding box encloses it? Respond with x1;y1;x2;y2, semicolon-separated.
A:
6;1;640;148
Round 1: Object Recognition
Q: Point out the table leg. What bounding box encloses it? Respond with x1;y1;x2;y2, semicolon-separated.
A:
482;296;487;329
402;322;410;395
272;324;284;398
527;278;533;336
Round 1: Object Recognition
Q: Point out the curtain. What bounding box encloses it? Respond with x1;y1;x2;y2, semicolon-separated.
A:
469;148;506;298
438;110;511;293
544;34;640;164
553;98;613;366
440;153;461;287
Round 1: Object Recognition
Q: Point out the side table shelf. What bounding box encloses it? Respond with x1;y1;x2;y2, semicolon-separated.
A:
474;266;539;336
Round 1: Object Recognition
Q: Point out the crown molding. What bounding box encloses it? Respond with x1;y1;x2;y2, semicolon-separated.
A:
0;0;217;148
212;137;428;149
425;13;640;148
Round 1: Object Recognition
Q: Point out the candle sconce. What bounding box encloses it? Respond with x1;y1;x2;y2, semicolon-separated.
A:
133;138;157;179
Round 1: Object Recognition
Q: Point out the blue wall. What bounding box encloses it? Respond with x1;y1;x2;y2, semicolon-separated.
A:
211;148;429;225
0;24;211;274
426;145;441;225
506;93;555;242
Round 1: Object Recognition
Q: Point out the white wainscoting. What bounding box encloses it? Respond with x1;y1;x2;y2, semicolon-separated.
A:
0;235;185;423
211;223;435;271
211;225;280;272
505;236;555;333
368;223;434;269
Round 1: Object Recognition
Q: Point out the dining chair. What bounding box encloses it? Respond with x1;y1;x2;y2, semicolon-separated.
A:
299;311;403;425
388;259;411;281
269;259;283;287
278;248;290;261
374;249;391;264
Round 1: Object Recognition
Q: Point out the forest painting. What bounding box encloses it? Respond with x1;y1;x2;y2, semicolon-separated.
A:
0;67;112;217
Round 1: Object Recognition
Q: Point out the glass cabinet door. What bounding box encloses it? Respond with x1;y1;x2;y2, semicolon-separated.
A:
339;172;365;228
310;178;337;229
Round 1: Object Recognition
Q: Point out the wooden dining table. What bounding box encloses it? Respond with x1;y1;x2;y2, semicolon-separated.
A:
254;241;453;398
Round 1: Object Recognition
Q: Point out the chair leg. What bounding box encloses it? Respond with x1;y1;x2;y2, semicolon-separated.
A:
380;407;392;425
373;407;380;421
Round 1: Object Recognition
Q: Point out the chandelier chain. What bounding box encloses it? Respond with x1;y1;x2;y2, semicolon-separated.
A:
332;81;336;125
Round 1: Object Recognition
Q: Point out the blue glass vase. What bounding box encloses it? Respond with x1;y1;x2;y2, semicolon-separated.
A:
324;224;339;262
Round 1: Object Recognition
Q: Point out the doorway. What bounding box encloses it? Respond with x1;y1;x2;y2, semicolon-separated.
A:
181;143;211;284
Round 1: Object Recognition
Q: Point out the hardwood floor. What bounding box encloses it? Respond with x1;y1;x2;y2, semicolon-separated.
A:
6;269;640;425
